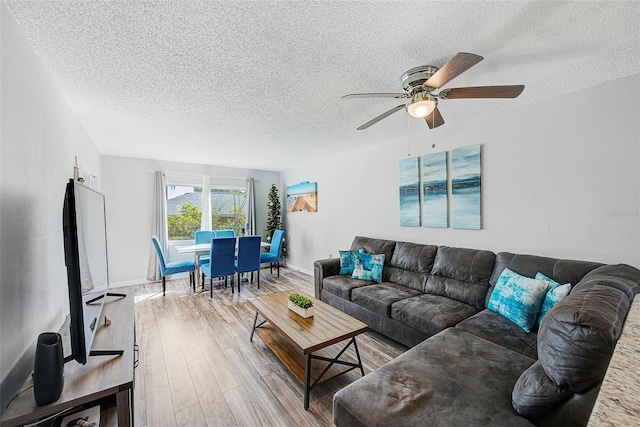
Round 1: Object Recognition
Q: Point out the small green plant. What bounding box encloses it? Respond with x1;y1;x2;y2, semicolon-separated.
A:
288;293;313;309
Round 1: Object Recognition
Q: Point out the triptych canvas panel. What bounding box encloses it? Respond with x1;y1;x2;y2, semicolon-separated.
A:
398;157;420;227
399;145;481;229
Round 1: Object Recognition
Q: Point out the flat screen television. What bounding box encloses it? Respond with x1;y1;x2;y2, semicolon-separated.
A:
62;179;123;364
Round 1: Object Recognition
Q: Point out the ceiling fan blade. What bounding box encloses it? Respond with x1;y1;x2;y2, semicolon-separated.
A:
440;85;525;99
424;52;484;89
424;107;445;129
342;93;407;99
356;104;405;130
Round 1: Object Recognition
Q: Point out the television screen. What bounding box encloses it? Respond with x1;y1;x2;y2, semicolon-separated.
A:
63;179;110;364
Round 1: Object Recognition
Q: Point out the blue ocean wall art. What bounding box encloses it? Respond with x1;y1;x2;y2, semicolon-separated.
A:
421;151;448;228
399;157;421;227
451;145;482;229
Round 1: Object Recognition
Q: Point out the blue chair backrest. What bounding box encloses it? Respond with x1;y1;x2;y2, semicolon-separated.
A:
195;230;216;244
151;236;167;275
209;237;236;277
236;235;261;273
270;230;285;257
216;229;235;237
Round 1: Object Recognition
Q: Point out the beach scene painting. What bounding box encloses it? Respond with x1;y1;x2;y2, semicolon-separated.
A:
399;157;420;227
451;145;482;229
422;152;448;228
286;181;318;212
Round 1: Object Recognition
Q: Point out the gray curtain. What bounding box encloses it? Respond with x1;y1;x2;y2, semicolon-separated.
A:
147;171;168;281
246;178;256;236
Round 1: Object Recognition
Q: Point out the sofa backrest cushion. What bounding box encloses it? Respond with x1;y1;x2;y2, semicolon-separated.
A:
386;241;438;292
571;264;640;300
486;252;602;307
425;246;496;309
537;285;629;393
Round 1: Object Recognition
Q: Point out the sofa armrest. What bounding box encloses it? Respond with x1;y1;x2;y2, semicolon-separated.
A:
314;258;341;298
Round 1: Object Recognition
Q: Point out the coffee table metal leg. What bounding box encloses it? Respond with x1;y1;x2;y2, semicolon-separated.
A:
353;337;364;376
304;354;311;410
249;312;267;342
250;312;259;342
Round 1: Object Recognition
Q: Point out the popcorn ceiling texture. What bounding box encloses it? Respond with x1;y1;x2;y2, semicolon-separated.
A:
5;1;640;171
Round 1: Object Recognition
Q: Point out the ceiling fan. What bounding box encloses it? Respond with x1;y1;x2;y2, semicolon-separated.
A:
342;52;524;130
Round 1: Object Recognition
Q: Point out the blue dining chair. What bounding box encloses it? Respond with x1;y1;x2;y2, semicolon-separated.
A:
234;235;261;293
195;230;216;266
216;229;235;237
260;230;285;278
201;237;236;297
151;236;195;296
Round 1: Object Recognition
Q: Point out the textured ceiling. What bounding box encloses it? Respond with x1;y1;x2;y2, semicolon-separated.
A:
5;1;640;171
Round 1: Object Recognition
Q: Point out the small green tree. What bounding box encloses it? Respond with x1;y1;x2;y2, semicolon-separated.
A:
265;184;282;241
168;202;201;240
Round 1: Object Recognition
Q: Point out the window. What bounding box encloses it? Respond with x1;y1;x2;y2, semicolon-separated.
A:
166;185;203;241
165;181;247;241
211;188;246;236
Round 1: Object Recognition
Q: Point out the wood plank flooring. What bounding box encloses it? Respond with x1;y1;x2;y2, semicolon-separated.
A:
133;268;406;427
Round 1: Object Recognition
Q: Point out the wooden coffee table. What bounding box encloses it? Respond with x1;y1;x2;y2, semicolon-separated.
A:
248;291;368;410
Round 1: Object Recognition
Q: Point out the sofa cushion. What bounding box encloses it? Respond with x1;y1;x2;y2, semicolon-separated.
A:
333;328;536;427
571;264;640;300
385;241;438;292
323;275;371;300
352;252;385;282
486;252;602;307
512;361;572;419
351;283;421;317
391;294;479;337
487;268;549;332
456;309;538;358
339;248;365;275
425;246;496;309
538;285;630;392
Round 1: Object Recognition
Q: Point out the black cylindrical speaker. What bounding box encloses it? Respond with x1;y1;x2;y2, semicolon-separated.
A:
33;332;64;406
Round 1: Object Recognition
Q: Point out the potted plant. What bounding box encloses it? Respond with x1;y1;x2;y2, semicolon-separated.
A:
288;293;314;318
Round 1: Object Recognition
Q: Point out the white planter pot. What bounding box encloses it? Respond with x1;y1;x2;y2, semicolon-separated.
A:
288;300;314;318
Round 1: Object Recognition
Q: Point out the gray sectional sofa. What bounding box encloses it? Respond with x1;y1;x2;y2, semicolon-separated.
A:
313;236;640;426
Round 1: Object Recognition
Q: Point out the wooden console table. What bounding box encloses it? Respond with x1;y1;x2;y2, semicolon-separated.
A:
1;288;135;427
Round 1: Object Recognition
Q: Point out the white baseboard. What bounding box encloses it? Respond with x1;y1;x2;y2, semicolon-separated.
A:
109;272;191;288
284;264;313;276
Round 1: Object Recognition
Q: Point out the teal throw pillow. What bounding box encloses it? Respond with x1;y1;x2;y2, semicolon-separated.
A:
352;253;385;283
339;248;365;275
487;268;550;332
535;272;571;326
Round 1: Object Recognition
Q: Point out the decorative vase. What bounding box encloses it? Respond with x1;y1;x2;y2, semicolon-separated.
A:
288;300;314;318
33;332;64;406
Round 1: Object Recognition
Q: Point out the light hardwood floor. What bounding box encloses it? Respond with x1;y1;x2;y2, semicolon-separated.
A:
133;267;406;427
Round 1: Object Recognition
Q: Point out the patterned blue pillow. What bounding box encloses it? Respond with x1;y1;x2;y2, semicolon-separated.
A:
352;253;385;283
488;268;550;332
535;272;571;326
339;248;365;275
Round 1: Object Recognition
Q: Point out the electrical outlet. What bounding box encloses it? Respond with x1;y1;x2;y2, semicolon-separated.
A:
329;253;333;259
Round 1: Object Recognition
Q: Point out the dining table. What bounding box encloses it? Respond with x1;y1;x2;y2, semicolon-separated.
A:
176;239;271;290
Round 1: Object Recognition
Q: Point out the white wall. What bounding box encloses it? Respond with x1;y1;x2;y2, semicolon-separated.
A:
0;3;102;411
282;74;640;274
101;155;280;284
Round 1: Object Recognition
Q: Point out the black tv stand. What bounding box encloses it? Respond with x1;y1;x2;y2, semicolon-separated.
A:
85;291;127;305
63;349;124;364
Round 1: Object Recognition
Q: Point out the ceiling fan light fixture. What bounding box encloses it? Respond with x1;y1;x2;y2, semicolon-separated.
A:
407;95;436;118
